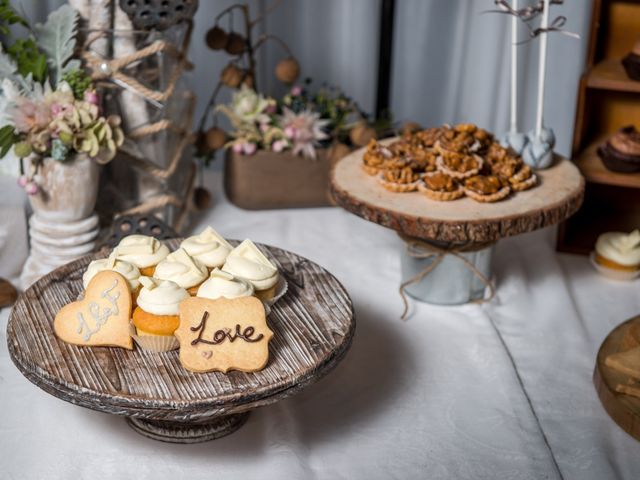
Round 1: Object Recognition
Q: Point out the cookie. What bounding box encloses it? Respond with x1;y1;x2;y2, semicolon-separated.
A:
54;270;133;349
175;296;273;373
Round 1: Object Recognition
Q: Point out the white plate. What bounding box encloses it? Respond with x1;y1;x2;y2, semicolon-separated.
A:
590;251;640;281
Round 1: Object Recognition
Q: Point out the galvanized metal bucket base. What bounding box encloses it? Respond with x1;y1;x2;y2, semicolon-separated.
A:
400;240;494;305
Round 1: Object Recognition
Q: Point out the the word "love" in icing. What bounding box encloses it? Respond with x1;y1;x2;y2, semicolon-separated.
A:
76;279;120;341
190;311;264;346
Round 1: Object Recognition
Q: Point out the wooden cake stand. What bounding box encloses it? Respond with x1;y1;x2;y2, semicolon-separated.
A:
330;144;585;305
6;240;355;444
594;316;640;441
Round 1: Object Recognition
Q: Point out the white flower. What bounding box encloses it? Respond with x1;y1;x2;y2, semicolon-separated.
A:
278;107;329;159
231;85;274;125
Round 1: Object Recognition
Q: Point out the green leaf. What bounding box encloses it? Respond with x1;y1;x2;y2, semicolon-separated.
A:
0;0;28;36
0;125;18;159
7;38;48;84
34;4;78;86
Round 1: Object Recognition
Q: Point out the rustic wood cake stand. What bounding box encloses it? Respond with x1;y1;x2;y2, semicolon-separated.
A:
330;143;585;304
6;240;355;444
594;316;640;442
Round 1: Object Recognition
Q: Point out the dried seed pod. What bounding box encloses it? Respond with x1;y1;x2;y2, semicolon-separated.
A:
350;123;377;147
401;121;422;135
328;142;352;163
275;57;300;84
205;127;227;151
225;32;247;55
220;63;243;88
206;26;228;50
193;187;212;210
118;0;198;31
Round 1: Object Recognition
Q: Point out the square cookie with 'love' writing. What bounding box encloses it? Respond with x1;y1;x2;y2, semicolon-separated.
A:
176;296;273;373
54;270;133;349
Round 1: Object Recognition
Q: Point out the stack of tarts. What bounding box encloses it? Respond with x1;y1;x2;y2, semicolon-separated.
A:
362;123;538;203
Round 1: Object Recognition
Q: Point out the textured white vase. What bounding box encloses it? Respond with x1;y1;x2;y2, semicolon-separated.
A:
21;154;101;288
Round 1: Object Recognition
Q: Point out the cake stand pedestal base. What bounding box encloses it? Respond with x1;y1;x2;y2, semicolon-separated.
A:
126;412;250;444
400;238;494;305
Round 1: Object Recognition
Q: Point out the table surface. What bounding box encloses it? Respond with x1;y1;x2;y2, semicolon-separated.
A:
331;146;584;243
1;169;639;480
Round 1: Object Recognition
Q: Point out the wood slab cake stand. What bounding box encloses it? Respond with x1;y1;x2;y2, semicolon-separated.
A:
6;240;355;444
594;316;640;441
330;144;585;304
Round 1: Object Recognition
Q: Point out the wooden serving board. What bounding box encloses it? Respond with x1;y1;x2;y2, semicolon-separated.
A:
6;239;355;442
330;142;585;243
594;316;640;441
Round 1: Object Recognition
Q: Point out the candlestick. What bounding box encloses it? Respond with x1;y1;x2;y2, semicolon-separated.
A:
510;0;518;134
535;0;551;139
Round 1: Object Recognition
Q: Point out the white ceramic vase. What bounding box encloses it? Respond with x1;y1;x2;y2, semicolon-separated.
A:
21;154;101;288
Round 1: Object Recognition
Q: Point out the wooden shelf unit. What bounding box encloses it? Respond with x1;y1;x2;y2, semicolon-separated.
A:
557;0;640;254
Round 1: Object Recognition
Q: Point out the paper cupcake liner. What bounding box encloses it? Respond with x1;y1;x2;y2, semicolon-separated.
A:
265;276;288;307
590;252;640;282
130;324;179;352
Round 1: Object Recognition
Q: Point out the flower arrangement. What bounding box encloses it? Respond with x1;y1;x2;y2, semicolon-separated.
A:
0;2;124;194
215;81;374;160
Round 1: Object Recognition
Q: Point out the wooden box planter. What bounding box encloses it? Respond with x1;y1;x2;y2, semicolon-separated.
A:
224;149;339;210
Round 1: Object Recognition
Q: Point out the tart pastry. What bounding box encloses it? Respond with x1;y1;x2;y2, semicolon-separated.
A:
132;276;189;352
436;151;483;179
594;230;640;272
223;239;279;301
362;139;393;175
115;234;170;276
196;268;254;300
83;251;141;295
377;168;421;192
180;226;233;270
153;248;208;295
463;175;511;203
417;171;464;201
510;173;537;192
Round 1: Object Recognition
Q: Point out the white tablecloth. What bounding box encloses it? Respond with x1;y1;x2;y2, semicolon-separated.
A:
1;170;639;480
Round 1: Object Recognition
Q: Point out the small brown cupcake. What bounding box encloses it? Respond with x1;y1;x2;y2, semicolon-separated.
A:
418;171;464;201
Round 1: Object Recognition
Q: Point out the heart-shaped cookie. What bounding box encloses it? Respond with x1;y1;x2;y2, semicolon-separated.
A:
54;270;133;349
176;296;273;373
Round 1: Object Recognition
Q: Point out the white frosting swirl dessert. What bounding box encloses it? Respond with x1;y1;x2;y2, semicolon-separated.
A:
180;226;232;269
222;239;279;300
136;276;189;317
595;230;640;271
83;251;141;292
197;268;254;299
115;235;170;274
153;248;208;293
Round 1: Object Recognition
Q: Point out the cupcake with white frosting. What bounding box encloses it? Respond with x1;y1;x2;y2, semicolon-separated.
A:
153;248;208;295
595;230;640;273
115;235;170;277
83;251;141;297
197;268;254;300
180;226;233;271
222;239;279;301
132;276;189;352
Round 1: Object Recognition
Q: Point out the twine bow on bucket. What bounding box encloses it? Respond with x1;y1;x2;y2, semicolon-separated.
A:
399;235;496;319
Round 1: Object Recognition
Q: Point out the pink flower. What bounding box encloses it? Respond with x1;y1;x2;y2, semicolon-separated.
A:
284;126;296;139
260;123;270;133
50;103;63;116
243;142;257;155
84;90;99;105
17;176;28;187
11;98;51;134
272;140;286;152
290;85;302;96
24;182;39;195
232;142;244;154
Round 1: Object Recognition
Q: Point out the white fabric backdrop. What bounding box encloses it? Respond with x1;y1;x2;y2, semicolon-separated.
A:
2;169;640;479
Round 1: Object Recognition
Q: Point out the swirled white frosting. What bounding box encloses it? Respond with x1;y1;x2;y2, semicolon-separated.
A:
153;248;208;289
180;226;232;268
596;230;640;267
222;239;278;290
115;235;170;269
83;252;141;291
197;268;254;299
136;276;189;316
